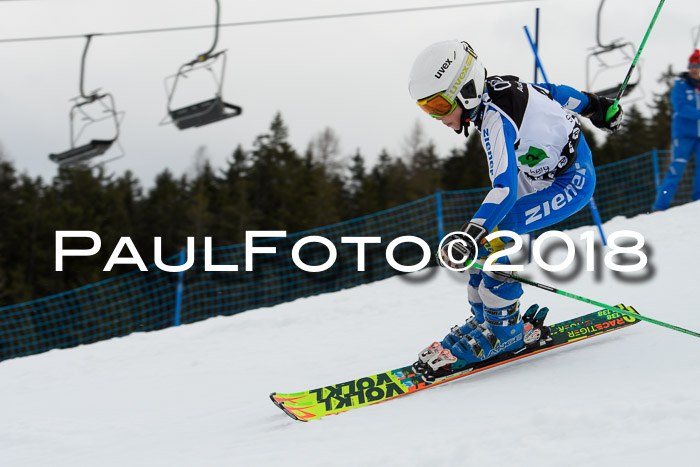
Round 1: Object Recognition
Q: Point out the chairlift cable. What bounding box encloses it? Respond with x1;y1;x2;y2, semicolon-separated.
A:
0;0;539;44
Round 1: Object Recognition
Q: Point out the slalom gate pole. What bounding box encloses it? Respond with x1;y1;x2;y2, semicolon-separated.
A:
469;262;700;339
606;0;665;121
523;25;549;84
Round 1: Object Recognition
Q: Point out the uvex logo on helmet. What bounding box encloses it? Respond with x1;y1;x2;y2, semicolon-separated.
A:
445;54;474;100
434;58;453;79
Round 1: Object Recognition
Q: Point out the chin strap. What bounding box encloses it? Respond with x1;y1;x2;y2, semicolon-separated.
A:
453;102;474;139
454;104;483;139
455;119;471;138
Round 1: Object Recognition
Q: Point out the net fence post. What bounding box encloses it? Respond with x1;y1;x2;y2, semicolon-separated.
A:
435;190;444;245
174;248;186;326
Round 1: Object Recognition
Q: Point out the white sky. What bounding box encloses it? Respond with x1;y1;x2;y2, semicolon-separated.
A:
0;0;696;187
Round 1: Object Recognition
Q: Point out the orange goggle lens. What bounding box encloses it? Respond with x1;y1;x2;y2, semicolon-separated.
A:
416;92;456;117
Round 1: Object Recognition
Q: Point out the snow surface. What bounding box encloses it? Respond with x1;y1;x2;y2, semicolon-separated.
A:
2;204;700;467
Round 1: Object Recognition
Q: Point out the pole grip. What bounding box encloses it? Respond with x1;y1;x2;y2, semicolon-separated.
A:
605;101;620;122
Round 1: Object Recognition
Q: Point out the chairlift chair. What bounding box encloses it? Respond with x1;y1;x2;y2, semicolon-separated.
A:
49;93;121;166
162;0;242;130
586;42;641;99
49;35;123;167
163;50;242;130
585;0;642;100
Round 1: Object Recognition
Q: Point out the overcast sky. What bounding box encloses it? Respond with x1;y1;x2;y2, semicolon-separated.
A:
0;0;696;187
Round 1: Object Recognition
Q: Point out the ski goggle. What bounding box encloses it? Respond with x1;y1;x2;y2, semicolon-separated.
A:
689;63;700;69
416;91;457;118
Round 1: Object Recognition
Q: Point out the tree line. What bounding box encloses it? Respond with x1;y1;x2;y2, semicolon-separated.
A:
0;69;675;307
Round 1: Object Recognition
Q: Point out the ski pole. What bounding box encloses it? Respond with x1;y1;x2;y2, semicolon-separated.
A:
469;262;700;339
606;0;665;122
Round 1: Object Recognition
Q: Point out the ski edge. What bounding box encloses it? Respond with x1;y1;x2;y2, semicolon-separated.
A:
269;392;306;422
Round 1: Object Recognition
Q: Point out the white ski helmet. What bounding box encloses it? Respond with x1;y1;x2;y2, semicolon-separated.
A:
408;40;486;119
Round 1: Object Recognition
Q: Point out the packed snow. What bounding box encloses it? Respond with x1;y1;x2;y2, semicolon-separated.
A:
2;204;700;467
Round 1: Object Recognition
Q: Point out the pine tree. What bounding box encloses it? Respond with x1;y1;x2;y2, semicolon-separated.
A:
248;112;307;231
409;140;441;198
403;121;441;198
138;169;190;262
441;131;489;190
346;149;378;217
646;64;675;151
370;149;412;209
217;145;252;244
185;148;217;247
598;104;654;163
309;127;343;174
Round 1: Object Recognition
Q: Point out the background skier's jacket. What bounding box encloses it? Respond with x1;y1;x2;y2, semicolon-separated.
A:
672;72;700;139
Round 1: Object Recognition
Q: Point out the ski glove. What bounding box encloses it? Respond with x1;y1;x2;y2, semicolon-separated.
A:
436;222;487;272
581;92;623;134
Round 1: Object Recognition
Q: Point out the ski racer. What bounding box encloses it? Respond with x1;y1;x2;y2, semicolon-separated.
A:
652;49;700;211
408;40;623;378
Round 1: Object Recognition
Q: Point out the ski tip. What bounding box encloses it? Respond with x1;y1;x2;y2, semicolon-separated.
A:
269;392;307;422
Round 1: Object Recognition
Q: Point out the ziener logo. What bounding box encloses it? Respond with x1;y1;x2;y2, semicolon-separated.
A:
525;163;587;225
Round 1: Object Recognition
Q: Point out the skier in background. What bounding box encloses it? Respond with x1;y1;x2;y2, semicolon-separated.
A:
652;49;700;211
407;40;623;378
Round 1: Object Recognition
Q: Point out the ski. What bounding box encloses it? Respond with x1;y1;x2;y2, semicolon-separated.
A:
270;304;639;421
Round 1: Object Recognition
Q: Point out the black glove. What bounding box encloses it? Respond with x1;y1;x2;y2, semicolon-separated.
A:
436;222;487;271
581;92;623;134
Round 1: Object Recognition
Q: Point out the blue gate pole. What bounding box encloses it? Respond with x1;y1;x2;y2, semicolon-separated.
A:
526;11;540;264
533;8;540;83
651;148;661;190
523;25;549;84
174;248;186;327
588;197;607;246
436;190;445;245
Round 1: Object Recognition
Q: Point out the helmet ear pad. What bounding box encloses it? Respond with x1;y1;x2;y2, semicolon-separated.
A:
456;63;487;115
460;80;477;100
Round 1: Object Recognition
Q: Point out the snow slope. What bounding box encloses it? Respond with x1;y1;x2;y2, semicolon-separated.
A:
2;204;700;467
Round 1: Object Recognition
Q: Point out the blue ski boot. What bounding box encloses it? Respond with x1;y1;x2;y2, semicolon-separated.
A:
422;302;526;381
417;305;552;380
441;303;485;349
412;304;484;373
457;302;525;361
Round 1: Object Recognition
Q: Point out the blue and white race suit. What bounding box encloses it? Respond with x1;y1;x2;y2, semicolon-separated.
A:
652;72;700;211
466;76;596;314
